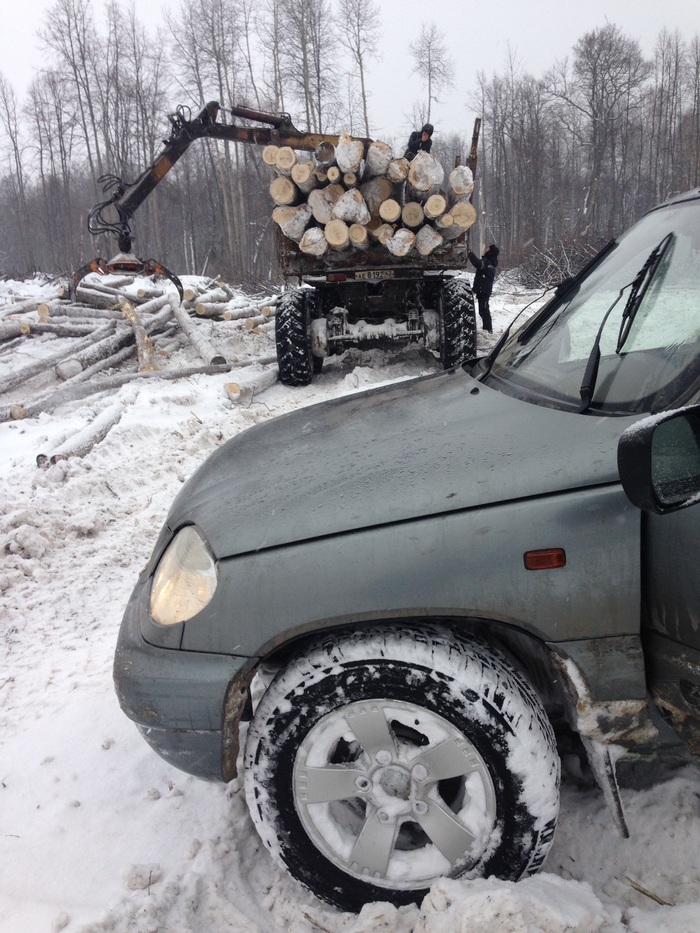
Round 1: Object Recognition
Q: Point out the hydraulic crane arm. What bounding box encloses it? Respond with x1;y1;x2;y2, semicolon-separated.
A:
87;101;364;254
72;100;370;299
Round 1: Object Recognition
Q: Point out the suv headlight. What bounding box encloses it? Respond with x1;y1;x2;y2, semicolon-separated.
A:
150;526;218;625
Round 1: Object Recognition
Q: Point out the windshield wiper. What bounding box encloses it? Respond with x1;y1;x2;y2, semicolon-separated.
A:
578;234;674;414
615;232;673;353
478;238;617;383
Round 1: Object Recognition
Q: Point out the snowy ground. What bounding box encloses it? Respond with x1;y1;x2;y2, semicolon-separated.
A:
1;275;700;933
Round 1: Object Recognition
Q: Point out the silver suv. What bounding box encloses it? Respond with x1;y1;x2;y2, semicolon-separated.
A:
114;189;700;913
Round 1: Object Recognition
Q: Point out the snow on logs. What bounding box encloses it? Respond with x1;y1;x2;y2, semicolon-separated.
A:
0;276;287;426
268;132;476;259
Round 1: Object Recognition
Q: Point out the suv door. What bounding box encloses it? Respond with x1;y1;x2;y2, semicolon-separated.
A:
619;407;700;749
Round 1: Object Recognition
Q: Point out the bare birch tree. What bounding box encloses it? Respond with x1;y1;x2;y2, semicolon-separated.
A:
547;24;650;236
0;75;34;270
39;0;105;187
409;22;455;123
336;0;381;137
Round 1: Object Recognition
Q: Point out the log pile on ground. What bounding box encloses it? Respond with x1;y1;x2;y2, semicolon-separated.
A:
0;276;283;450
266;134;475;260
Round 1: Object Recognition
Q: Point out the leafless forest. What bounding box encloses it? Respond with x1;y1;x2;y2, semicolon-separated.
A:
1;0;699;287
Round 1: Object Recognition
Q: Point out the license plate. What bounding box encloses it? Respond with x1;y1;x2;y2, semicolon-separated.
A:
354;269;395;281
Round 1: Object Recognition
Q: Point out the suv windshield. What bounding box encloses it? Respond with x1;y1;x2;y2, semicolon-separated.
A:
483;197;700;414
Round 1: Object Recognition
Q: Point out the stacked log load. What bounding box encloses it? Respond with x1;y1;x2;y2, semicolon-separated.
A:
266;131;476;260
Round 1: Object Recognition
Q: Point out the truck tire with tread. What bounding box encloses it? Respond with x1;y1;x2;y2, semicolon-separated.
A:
276;287;315;386
244;625;560;912
439;277;477;369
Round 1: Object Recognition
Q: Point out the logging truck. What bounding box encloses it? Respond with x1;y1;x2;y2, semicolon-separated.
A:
76;101;480;386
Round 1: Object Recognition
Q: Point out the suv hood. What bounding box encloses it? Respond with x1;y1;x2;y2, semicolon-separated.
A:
167;368;641;559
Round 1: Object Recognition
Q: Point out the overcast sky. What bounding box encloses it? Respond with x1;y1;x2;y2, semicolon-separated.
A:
4;0;700;145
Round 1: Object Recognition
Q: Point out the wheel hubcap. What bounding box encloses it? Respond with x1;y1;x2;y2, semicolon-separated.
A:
293;699;496;889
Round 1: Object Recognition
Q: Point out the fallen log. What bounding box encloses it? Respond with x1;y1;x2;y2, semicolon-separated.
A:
20;318;129;343
225;365;279;406
0;322;116;396
244;314;269;329
105;276;136;289
54;326;135;380
152;332;188;354
134;294;173;318
223;301;276;322
0;321;31;341
142;301;176;332
76;280;142;302
172;305;227;365
0;296;51;319
73;286;123;309
136;285;164;304
182;284;205;303
67;345;136;383
121;300;157;371
35;428;77;467
0;336;25;355
43;396;132;464
39;300;124;321
194;301;228;318
1;362;232;422
53;300;173;381
190;285;230;305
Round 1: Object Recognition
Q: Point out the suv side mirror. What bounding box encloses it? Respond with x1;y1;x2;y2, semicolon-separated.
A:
618;405;700;514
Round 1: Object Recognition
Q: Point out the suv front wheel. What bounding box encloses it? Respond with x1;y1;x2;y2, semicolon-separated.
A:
243;626;560;912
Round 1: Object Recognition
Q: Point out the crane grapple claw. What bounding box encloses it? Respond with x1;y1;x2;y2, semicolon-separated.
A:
70;254;184;303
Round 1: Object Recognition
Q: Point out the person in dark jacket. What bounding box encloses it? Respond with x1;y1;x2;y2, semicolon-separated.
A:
467;244;500;333
404;123;434;160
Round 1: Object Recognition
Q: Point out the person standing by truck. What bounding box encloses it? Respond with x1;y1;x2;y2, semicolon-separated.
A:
468;244;499;333
404;123;434;160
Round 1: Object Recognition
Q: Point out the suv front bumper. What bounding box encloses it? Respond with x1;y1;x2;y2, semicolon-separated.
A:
113;576;256;781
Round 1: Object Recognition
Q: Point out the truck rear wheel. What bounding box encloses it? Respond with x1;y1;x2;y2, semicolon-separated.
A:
276;288;315;386
439;278;477;369
244;626;560;912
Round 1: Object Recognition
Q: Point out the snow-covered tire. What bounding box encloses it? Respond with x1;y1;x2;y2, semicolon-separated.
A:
439;278;477;369
244;626;560;912
276;288;315;386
